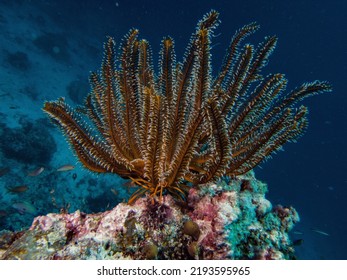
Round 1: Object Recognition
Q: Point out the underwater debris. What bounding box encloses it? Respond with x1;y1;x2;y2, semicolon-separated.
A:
43;10;331;204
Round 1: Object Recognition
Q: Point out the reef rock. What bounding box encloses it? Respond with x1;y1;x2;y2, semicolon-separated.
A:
0;172;299;260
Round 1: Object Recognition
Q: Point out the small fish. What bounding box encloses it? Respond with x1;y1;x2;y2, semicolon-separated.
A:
28;167;44;176
6;185;29;194
122;180;137;194
12;201;36;215
293;230;304;235
292;239;304;246
57;164;74;172
123;180;136;188
310;228;330;236
110;188;118;196
0;167;10;177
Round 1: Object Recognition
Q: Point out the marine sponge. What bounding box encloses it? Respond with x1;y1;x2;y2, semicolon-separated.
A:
183;220;201;241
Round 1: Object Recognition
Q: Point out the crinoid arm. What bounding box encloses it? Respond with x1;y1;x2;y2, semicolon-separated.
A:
43;10;331;203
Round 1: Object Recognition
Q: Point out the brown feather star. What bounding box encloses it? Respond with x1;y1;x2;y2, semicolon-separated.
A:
43;10;331;203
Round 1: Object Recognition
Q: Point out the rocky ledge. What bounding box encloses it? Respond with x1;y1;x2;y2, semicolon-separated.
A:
0;172;299;260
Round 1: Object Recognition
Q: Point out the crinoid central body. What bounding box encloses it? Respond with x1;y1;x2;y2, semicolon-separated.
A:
43;11;331;203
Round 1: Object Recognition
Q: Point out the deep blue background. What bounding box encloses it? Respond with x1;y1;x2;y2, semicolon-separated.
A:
4;0;347;259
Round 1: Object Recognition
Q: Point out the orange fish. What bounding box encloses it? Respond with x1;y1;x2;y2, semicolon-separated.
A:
28;167;44;176
57;165;75;172
6;185;29;194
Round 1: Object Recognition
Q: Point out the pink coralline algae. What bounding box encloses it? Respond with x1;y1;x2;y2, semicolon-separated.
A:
0;172;299;260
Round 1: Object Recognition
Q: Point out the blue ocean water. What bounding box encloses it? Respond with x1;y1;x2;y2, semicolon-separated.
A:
0;0;345;260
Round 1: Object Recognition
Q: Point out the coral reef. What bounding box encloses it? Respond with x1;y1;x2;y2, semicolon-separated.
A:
0;172;298;260
0;160;127;232
0;118;56;165
33;32;70;62
20;85;40;101
66;79;90;104
4;51;31;71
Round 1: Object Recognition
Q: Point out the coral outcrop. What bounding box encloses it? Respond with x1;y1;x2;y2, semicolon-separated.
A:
0;118;56;165
0;172;298;260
